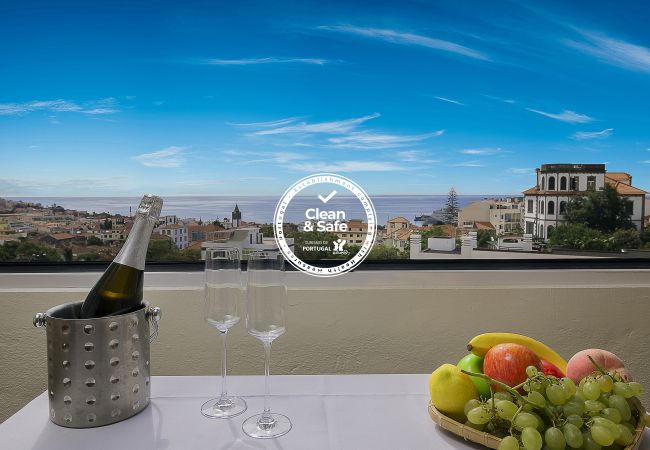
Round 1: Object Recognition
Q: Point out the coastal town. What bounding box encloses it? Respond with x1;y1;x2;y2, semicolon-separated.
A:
1;163;649;263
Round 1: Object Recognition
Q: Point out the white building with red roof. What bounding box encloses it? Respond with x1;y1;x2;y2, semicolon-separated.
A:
523;164;647;239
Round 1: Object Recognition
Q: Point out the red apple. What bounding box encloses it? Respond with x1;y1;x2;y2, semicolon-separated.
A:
541;360;565;378
566;349;632;383
484;343;543;390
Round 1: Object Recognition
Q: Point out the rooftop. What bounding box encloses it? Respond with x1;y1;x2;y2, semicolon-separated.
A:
539;164;606;173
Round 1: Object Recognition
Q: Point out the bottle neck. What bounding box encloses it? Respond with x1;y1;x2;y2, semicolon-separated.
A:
114;214;156;271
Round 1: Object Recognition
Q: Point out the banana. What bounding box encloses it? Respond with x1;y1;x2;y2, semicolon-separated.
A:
467;332;568;374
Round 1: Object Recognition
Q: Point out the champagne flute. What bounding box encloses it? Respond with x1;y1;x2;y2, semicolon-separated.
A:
242;251;292;439
200;247;247;419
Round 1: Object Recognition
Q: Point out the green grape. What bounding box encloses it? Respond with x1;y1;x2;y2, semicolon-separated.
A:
544;426;567;450
522;403;534;412
579;377;586;389
563;401;584;416
614;423;634;446
597;375;613;393
582;380;601;400
496;400;519;421
628;381;644;396
521;427;542;450
464;419;485;431
526;366;539;377
527;391;546;408
573;390;586;402
621;421;635;434
592;417;621;439
561;377;577;396
584;400;605;413
513;412;538;431
530;411;545;432
565;414;583;428
608;395;632;421
464;399;482;416
547;384;568;405
498;436;520;450
529;380;543;393
600;407;622;424
494;391;513;402
467;406;491;425
613;382;634;398
590;424;614;446
562;423;583;449
581;432;602;450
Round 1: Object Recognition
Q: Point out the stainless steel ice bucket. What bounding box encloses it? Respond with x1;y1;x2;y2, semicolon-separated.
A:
33;301;162;428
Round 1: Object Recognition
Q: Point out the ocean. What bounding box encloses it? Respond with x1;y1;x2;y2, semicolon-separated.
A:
7;195;509;224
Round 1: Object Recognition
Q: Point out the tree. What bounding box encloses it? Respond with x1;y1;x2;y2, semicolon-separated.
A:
366;245;407;260
100;218;113;230
86;236;103;246
477;229;497;248
2;241;61;262
212;219;224;228
550;223;640;251
441;187;459;225
259;224;274;238
564;185;634;233
146;240;181;261
63;247;73;262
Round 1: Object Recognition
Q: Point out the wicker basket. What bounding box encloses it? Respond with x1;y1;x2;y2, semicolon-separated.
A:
428;398;647;450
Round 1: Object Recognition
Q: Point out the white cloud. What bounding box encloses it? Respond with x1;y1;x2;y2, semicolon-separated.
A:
319;25;490;61
202;57;328;66
526;108;594;123
0;176;130;192
253;113;380;136
82;108;120;115
566;31;650;74
328;130;444;149
460;147;506;155
572;128;614;140
507;168;534;175
397;150;439;163
132;146;187;168
434;96;464;106
229;117;302;128
247;152;308;164
482;94;516;104
286;160;404;172
449;160;485;167
0;98;120;116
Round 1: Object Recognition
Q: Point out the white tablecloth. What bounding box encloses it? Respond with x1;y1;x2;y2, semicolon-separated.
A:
1;375;648;450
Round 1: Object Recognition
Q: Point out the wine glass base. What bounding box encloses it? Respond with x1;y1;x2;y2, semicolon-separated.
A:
201;396;247;419
242;412;292;439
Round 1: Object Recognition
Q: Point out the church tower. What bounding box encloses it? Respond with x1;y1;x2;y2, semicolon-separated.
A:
232;204;242;228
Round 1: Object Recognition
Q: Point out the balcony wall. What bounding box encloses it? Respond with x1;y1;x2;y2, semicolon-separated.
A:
1;269;650;422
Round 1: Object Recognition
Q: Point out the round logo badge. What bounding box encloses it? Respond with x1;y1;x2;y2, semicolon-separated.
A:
274;173;377;277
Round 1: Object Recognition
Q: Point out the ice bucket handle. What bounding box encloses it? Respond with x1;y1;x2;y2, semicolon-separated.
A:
33;312;46;328
145;305;162;343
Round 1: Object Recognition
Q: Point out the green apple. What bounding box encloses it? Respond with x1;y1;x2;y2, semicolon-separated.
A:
457;353;491;399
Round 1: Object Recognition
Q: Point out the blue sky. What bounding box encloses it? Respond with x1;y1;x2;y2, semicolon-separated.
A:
1;0;650;196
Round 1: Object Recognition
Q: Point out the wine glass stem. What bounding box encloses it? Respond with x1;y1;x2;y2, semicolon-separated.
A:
263;341;272;415
220;330;228;399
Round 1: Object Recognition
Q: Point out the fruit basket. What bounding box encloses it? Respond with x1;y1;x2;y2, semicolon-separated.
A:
428;399;647;450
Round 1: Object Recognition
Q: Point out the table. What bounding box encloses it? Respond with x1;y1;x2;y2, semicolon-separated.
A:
1;375;648;449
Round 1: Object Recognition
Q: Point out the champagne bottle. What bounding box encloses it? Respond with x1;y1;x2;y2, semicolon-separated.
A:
80;194;163;318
